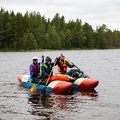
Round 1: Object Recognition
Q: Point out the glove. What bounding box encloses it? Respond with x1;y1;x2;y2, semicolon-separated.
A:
72;64;75;67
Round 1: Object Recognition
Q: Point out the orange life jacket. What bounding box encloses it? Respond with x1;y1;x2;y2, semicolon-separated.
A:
58;60;67;72
53;74;70;82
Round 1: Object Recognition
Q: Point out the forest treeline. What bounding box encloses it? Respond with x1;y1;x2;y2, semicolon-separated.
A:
0;7;120;51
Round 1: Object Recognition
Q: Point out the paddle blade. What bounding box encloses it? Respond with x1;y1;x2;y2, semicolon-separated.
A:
45;77;50;85
30;84;37;94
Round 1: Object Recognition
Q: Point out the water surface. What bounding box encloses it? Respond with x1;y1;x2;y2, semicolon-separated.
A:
0;49;120;120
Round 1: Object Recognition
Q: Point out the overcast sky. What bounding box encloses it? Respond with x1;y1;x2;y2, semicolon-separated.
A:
1;0;120;31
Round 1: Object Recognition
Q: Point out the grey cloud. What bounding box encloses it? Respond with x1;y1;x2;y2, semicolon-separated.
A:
1;0;120;30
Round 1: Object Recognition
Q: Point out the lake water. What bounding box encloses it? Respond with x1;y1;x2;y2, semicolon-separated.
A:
0;49;120;120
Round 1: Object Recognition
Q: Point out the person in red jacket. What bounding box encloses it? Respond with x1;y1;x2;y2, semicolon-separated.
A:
29;56;44;84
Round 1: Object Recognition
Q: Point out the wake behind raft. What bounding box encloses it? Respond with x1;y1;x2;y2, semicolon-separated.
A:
18;69;99;94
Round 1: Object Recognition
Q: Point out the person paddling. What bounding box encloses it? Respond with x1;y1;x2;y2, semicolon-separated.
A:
39;56;54;84
29;56;44;84
55;54;75;74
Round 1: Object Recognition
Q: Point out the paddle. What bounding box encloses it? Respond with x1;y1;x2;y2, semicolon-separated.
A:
64;56;84;77
30;84;37;94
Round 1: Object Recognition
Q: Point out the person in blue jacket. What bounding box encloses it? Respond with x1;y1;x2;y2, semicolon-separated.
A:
29;55;44;84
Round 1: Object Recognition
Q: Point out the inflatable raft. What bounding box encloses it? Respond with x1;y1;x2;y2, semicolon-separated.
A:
18;73;99;93
50;73;99;90
18;74;73;93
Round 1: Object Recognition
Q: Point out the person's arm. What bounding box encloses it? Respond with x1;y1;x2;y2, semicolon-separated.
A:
41;55;44;63
30;65;36;76
55;57;60;66
51;62;54;66
67;61;75;68
38;55;44;65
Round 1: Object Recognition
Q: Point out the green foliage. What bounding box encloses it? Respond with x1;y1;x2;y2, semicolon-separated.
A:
64;29;72;48
0;7;120;51
47;25;61;49
83;22;95;48
20;33;37;50
95;24;108;49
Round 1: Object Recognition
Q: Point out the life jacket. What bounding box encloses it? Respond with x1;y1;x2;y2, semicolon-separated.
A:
40;63;52;77
31;63;40;73
58;60;67;72
52;74;70;82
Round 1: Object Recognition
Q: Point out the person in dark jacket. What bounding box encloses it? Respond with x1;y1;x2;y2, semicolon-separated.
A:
29;56;44;84
40;56;54;84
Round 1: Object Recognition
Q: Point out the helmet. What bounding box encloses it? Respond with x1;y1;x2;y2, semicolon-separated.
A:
32;56;38;60
45;56;52;62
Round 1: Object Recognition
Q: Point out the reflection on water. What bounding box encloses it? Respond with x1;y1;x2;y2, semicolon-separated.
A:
79;89;98;100
28;94;53;117
27;89;98;119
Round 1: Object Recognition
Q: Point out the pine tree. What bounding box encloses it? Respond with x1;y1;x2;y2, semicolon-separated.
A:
83;22;95;48
95;24;108;49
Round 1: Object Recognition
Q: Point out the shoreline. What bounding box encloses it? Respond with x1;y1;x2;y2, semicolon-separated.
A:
0;47;120;52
